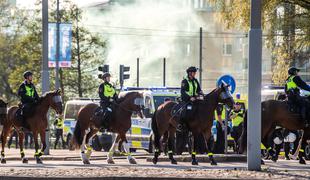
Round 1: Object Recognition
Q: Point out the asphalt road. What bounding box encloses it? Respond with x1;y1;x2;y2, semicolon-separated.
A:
0;149;309;179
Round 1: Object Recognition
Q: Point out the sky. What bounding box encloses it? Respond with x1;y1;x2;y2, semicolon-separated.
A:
16;0;108;9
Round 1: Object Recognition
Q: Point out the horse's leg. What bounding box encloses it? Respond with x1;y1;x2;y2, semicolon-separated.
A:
107;134;120;164
119;133;136;164
37;129;47;163
80;129;90;164
202;131;217;165
167;126;177;164
1;125;11;164
152;129;162;165
298;131;308;164
191;133;199;165
33;131;42;164
85;129;97;160
18;131;28;163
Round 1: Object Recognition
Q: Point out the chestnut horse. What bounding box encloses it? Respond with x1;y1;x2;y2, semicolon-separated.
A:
152;83;234;166
1;90;63;164
71;91;144;164
239;99;310;164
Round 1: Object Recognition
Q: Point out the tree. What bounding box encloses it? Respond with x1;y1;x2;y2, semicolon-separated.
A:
0;0;106;103
209;0;310;85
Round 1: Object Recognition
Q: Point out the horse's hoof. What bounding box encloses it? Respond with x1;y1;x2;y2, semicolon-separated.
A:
83;159;90;165
210;160;217;166
299;158;306;164
261;159;265;165
107;159;115;164
1;159;6;164
271;156;278;162
152;158;158;165
36;158;43;164
170;159;177;165
22;158;28;164
129;158;137;164
192;160;199;165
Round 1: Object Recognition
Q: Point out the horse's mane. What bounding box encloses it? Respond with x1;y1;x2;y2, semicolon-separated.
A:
0;99;6;106
37;90;58;104
117;91;138;104
204;87;220;100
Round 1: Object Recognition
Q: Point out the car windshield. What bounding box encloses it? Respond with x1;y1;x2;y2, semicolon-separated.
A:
153;96;178;109
64;104;85;120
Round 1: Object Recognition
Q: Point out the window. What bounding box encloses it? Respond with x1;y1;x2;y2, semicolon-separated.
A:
223;43;232;56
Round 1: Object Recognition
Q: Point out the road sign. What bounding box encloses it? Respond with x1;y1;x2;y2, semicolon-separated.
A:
216;75;236;94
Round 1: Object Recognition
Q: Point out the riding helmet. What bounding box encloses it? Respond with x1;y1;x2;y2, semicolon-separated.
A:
288;67;300;75
186;66;198;73
102;72;111;79
23;71;33;79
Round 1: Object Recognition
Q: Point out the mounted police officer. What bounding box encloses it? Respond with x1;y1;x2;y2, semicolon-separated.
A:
285;67;310;127
17;71;39;123
98;72;117;129
178;66;203;131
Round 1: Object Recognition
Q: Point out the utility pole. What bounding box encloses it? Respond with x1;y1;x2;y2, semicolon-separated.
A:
137;58;140;87
55;0;60;89
199;27;203;86
42;0;50;155
248;0;262;171
163;57;166;87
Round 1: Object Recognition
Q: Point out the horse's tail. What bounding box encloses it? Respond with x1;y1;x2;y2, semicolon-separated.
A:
72;116;84;149
238;110;247;154
151;110;161;150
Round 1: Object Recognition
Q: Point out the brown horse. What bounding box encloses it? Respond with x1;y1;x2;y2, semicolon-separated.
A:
1;90;63;164
71;91;144;164
239;99;310;164
152;83;234;165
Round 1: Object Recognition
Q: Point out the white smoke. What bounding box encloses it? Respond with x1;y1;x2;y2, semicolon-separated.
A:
82;0;209;87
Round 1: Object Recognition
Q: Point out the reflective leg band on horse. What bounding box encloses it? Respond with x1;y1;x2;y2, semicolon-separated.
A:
1;151;4;157
207;152;214;156
122;141;133;160
20;150;25;157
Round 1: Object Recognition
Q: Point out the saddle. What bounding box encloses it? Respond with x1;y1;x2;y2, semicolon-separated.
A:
94;105;114;129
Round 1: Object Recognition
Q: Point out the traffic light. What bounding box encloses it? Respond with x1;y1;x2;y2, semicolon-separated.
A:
98;65;109;79
120;65;130;88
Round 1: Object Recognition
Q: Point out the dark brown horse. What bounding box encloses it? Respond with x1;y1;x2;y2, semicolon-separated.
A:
239;99;310;164
152;83;234;165
71;91;144;164
1;90;63;164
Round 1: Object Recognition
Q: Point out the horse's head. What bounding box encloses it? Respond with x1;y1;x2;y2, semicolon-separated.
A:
120;92;144;118
0;99;8;119
218;82;234;109
44;89;63;115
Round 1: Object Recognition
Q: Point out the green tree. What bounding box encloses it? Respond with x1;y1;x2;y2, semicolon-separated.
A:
0;0;106;103
209;0;310;85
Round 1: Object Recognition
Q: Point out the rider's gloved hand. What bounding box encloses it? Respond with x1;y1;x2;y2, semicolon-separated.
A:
109;98;114;102
190;97;196;101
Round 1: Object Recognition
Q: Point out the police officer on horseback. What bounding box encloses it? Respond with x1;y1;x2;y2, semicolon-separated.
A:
17;71;39;123
285;67;310;127
98;72;117;128
178;66;203;131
